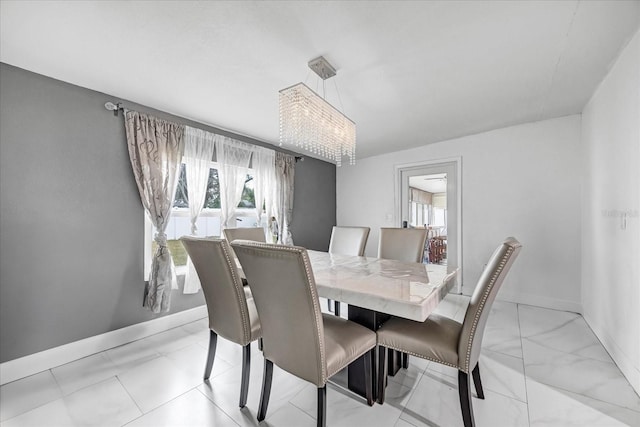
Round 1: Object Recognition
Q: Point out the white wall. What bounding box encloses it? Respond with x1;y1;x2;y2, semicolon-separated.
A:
337;115;582;312
581;30;639;394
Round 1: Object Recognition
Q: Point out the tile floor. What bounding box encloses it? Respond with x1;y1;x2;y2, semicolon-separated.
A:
1;296;639;427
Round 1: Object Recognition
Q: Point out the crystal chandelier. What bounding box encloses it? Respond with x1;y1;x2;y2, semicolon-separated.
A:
279;57;356;166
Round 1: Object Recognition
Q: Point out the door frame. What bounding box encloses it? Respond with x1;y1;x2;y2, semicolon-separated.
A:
394;157;462;294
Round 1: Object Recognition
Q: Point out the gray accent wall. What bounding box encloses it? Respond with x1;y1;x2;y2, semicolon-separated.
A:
290;158;336;252
0;63;336;363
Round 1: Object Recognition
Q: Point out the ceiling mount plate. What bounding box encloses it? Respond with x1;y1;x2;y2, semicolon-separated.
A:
308;56;337;80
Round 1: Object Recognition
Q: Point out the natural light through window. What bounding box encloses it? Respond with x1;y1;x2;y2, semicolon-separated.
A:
145;161;261;277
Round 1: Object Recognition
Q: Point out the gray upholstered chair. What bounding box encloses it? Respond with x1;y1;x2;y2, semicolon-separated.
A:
223;227;267;285
327;226;370;316
328;226;370;256
376;237;522;427
378;227;429;368
231;240;377;427
223;226;267;243
378;227;428;263
180;236;261;408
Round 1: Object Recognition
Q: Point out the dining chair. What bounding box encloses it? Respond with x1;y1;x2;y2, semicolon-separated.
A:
428;237;446;264
223;227;267;285
378;227;429;369
223;226;267;243
378;227;428;263
180;236;262;408
376;237;522;427
231;240;376;427
327;226;370;316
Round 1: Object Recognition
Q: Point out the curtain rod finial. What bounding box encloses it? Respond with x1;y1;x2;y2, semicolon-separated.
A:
105;101;123;116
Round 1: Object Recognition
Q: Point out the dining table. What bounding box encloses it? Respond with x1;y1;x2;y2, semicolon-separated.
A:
305;250;459;402
235;247;458;402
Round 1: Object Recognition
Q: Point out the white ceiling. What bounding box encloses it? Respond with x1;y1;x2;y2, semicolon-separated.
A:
1;1;638;161
410;174;447;193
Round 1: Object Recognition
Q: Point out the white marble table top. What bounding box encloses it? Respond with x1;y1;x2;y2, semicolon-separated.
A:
306;250;458;322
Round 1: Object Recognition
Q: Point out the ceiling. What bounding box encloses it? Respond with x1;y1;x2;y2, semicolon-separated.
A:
410;174;447;194
1;1;638;162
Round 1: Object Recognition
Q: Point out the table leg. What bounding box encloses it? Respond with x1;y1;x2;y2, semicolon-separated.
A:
387;350;402;376
347;305;399;401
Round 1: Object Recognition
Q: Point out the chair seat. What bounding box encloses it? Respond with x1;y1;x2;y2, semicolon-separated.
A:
377;314;462;368
322;314;377;379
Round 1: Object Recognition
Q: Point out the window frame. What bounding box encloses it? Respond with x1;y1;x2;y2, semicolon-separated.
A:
143;159;259;279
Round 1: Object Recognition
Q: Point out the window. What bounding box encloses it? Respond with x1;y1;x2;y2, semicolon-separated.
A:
410;200;445;229
410;201;431;228
432;207;446;227
145;161;261;277
173;163;255;210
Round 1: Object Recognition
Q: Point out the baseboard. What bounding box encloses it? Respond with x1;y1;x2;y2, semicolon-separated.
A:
583;313;640;396
461;286;583;314
0;305;208;385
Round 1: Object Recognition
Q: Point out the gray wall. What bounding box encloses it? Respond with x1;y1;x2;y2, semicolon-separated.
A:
0;63;336;362
291;157;336;252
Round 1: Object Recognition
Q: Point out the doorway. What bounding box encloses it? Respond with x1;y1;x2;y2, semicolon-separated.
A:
409;173;448;264
396;158;461;293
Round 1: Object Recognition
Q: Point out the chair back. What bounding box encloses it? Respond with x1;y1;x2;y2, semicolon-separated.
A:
223;227;266;243
328;226;370;256
457;237;522;372
231;240;327;387
180;236;255;346
378;228;428;263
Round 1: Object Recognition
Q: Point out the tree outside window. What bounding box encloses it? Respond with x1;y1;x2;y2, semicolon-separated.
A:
173;164;255;209
153;164;257;267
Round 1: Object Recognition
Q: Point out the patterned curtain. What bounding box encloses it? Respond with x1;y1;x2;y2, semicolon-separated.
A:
125;111;185;313
273;152;295;245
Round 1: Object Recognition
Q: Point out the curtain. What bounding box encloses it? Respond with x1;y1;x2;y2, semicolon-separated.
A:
216;136;253;229
410;187;432;205
273;152;295;245
125;111;185;313
182;127;216;294
432;192;447;208
252;146;276;240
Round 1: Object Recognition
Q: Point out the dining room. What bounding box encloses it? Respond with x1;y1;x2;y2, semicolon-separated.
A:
1;1;639;426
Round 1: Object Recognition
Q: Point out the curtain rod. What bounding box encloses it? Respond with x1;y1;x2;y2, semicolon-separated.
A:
104;101;124;116
106;100;305;162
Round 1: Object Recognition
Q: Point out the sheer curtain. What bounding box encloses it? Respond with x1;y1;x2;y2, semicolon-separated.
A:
183;127;216;294
124;111;185;313
273;152;295;245
252;146;276;240
216;136;253;230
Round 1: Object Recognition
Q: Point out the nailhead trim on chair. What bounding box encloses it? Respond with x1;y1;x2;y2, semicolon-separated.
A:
462;244;515;373
378;344;459;369
220;240;253;345
301;247;328;385
232;240;328;385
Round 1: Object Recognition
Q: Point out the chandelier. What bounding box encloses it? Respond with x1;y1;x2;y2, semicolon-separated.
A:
279;57;356;166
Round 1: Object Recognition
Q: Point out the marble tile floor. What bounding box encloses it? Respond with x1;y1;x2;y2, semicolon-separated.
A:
1;296;639;427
